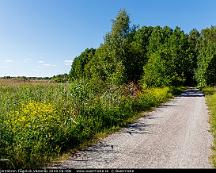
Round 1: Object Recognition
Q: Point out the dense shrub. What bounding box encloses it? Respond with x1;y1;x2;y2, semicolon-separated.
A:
0;81;176;169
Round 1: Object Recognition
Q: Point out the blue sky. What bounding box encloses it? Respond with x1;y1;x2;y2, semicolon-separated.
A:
0;0;215;77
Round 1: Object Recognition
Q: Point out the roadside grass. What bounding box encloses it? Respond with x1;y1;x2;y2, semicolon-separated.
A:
202;86;216;167
50;85;185;167
0;80;185;169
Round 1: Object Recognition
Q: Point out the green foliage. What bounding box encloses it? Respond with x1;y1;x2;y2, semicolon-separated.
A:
69;10;133;85
68;10;216;88
52;73;69;83
0;83;76;168
142;26;189;87
94;9;131;85
69;48;96;81
0;80;175;169
142;52;171;87
206;56;216;85
202;86;215;96
126;26;153;81
195;26;216;87
186;29;200;85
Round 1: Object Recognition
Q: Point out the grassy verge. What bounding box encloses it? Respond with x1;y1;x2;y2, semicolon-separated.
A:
50;86;185;166
202;87;216;167
0;80;185;169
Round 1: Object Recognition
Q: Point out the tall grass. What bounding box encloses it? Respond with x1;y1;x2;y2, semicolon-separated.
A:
0;80;179;168
203;87;216;167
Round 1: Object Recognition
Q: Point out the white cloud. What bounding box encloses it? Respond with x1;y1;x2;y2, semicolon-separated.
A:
4;59;13;63
37;60;44;64
64;59;73;66
36;60;57;68
42;63;57;67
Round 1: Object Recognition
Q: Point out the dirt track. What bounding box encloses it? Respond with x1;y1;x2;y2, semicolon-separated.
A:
53;88;213;168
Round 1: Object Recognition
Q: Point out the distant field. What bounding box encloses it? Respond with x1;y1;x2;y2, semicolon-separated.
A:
0;78;52;84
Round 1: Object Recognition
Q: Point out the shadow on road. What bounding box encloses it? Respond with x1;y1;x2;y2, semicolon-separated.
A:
68;121;154;165
123;122;153;135
69;141;118;166
180;88;204;97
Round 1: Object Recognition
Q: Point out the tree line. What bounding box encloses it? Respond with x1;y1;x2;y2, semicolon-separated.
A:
69;10;216;88
1;76;51;80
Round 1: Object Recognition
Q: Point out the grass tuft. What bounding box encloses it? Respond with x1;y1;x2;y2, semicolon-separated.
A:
203;87;216;167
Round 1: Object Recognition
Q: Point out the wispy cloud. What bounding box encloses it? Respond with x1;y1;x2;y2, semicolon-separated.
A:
37;60;44;64
64;59;73;66
36;60;56;68
42;63;57;67
4;59;13;63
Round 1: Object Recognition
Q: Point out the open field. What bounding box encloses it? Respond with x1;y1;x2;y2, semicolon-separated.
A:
0;79;52;84
0;79;182;168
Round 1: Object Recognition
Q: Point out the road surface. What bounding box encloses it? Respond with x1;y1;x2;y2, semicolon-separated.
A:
52;88;213;168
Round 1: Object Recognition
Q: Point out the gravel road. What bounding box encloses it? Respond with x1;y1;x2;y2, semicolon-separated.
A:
54;88;213;168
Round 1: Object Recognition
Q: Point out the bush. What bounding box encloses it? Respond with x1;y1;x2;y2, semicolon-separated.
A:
0;81;176;168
